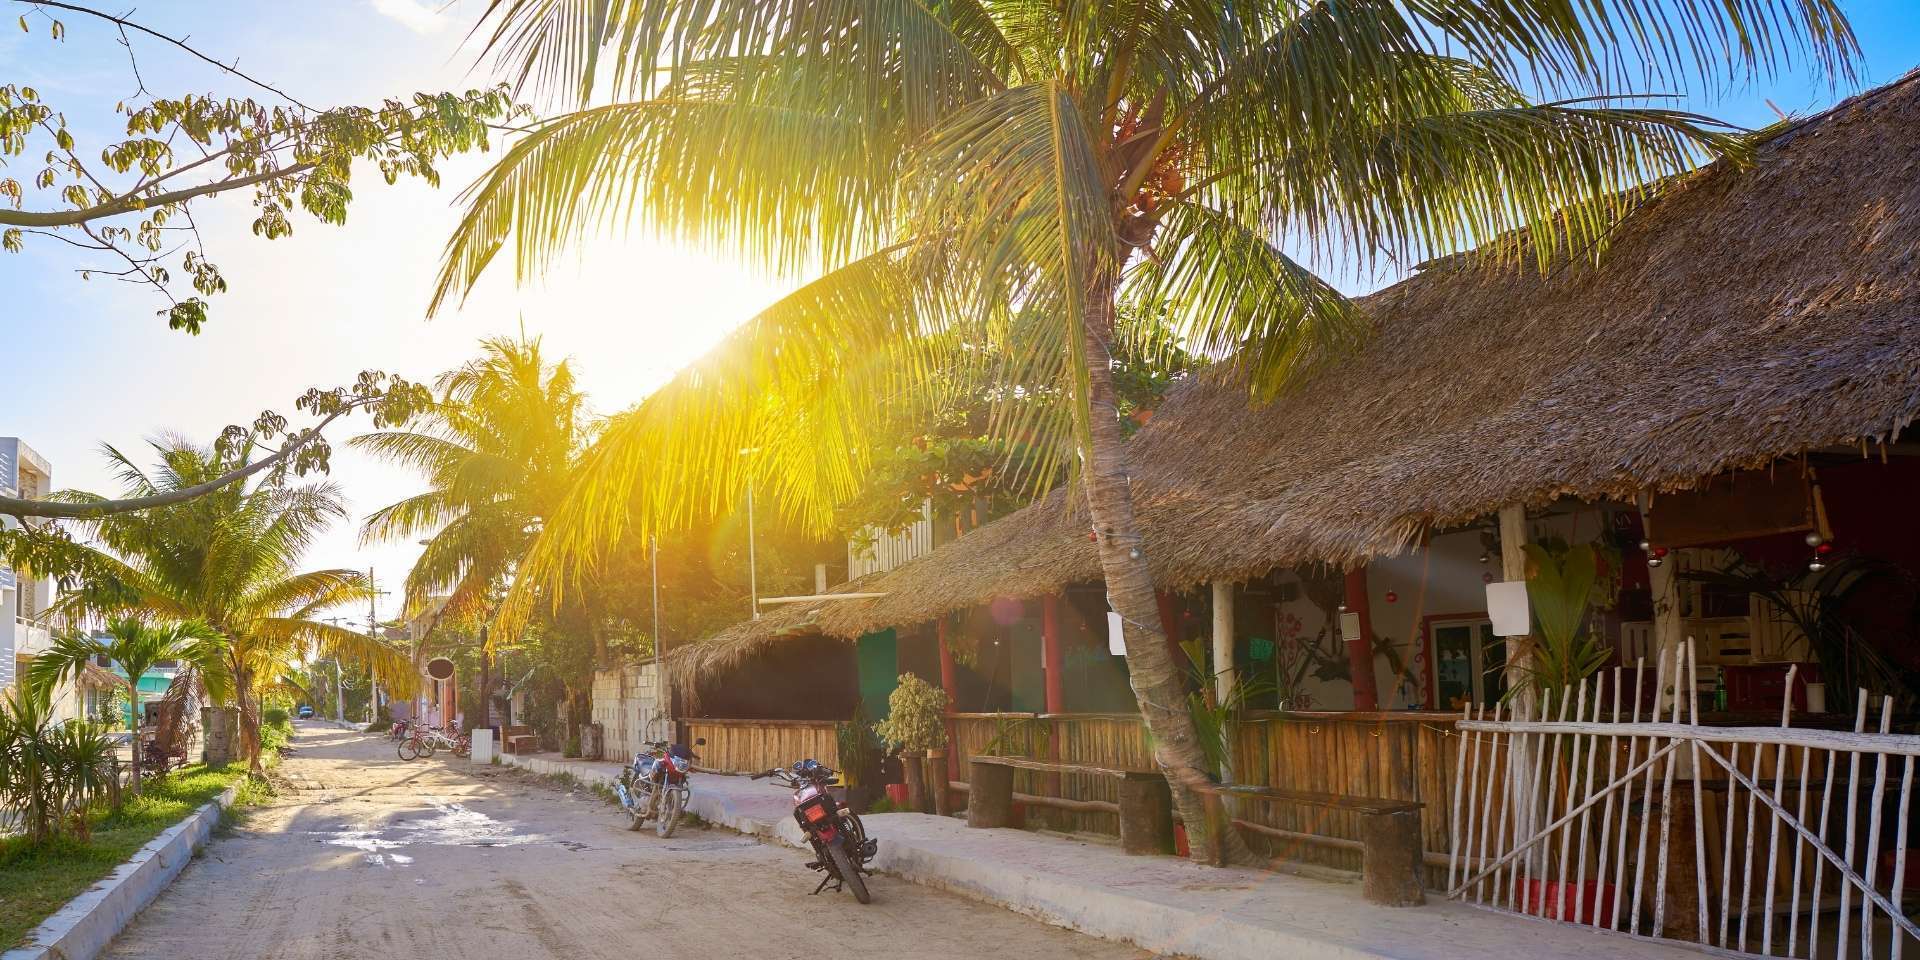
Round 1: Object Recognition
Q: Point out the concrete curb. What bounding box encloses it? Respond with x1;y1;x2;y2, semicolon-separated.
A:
2;784;239;960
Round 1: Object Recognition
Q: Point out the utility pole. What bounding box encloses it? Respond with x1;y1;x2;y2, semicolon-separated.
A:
746;479;759;619
652;533;667;741
367;566;387;724
323;617;349;720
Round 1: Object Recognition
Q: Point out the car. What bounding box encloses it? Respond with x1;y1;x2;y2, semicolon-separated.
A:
296;705;315;719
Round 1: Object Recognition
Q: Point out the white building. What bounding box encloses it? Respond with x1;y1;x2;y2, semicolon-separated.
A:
1;438;86;721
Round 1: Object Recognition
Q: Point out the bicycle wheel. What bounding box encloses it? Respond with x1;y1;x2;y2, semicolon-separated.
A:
418;737;438;758
656;788;683;838
453;739;470;759
828;843;871;904
398;739;420;761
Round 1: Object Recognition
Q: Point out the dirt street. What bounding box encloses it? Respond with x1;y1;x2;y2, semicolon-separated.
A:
102;723;1148;960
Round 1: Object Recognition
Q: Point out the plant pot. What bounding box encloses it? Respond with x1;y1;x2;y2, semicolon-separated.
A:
927;749;953;816
901;750;930;812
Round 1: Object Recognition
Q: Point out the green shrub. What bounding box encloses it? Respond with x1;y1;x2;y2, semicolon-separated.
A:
873;673;949;755
0;685;118;845
262;706;290;728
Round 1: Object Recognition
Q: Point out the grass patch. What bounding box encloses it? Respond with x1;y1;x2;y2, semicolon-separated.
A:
0;763;244;949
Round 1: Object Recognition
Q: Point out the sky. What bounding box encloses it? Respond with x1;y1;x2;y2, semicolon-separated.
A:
2;0;1918;630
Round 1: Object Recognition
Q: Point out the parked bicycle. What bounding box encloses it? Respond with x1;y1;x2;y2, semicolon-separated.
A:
396;725;467;761
616;738;703;837
752;759;878;903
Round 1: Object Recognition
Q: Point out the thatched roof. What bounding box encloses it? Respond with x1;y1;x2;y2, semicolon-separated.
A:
693;70;1920;659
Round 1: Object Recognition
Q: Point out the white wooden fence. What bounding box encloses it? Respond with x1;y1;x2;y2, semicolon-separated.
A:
1451;640;1917;959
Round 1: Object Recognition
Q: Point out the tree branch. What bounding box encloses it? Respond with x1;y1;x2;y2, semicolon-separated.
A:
12;0;314;110
0;407;350;519
0;162;315;228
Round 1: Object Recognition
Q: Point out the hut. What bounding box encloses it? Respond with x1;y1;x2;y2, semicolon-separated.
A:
667;70;1920;939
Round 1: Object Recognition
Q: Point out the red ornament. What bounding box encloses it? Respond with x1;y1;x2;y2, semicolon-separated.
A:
1089;531;1098;542
1384;591;1399;603
1651;546;1671;559
1482;572;1497;584
1815;542;1834;555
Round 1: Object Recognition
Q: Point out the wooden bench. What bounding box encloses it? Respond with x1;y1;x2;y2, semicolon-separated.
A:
1197;784;1426;907
965;756;1173;855
502;725;538;755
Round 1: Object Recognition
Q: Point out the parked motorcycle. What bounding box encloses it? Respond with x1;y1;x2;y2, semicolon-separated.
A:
751;759;878;904
616;738;703;837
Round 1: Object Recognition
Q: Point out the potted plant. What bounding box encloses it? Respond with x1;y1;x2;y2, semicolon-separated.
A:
873;672;950;815
833;699;883;812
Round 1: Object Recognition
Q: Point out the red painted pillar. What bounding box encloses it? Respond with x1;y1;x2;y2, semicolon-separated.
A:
937;618;958;786
1042;596;1065;714
1344;567;1380;710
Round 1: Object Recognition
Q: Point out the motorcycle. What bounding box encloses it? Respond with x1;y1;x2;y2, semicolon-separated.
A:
616;737;704;838
751;759;878;904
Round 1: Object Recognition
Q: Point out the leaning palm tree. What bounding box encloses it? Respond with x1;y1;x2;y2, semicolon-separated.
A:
355;337;587;727
52;439;415;776
433;0;1855;861
27;617;232;792
355;336;587;625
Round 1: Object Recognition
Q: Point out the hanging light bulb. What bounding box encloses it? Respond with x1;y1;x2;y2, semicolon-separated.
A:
1809;557;1827;572
1638;539;1651;551
1805;531;1825;547
1128;547;1141;560
1478;552;1490;564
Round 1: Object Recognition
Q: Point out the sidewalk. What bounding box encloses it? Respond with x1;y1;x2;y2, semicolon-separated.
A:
498;751;1706;960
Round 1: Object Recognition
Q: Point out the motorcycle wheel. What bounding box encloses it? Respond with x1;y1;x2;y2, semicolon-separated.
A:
397;740;419;761
828;843;871;904
656;788;683;838
626;799;647;831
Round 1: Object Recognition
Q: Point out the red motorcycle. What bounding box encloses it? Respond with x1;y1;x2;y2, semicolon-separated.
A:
752;759;878;903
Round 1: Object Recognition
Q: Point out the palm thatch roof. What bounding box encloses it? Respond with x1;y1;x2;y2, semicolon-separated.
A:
683;70;1920;674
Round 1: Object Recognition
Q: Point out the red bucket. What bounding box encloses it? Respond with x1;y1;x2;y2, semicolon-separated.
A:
1521;879;1617;927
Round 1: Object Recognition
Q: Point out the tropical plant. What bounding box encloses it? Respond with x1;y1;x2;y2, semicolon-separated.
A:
438;0;1856;862
26;618;232;792
49;439;416;776
0;683;117;844
1513;541;1611;701
1180;638;1276;780
873;673;950;755
835;699;881;788
355;336;589;729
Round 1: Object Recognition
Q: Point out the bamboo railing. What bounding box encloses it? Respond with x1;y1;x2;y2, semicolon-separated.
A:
683;718;841;775
948;709;1465;884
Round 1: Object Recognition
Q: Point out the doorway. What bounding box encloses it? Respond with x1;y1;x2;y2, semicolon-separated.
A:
1428;617;1505;710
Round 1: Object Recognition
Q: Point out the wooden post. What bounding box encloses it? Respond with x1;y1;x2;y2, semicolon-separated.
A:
1211;581;1236;703
938;617;959;790
1361;809;1428;906
1497;504;1533;705
1648;553;1685;717
1344;568;1380;710
1155;591;1187;674
1042;596;1065;714
1118;774;1175;855
967;758;1016;828
903;750;928;812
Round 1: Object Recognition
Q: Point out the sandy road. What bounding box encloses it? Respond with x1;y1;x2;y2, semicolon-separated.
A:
101;722;1148;960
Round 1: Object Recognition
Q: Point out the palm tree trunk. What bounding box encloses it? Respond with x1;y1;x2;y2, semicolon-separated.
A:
127;684;144;796
1080;277;1253;866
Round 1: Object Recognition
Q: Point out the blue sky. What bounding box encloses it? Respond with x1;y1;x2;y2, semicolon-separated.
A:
1;0;1917;623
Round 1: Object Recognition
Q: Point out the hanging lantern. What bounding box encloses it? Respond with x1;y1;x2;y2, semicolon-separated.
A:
1809;558;1827;572
1638;539;1652;551
1805;531;1825;547
1648;545;1668;568
1815;542;1834;556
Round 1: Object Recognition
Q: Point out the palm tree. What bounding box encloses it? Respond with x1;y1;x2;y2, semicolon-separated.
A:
431;0;1855;861
355;337;588;728
26;617;232;791
52;439;415;776
356;336;587;625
